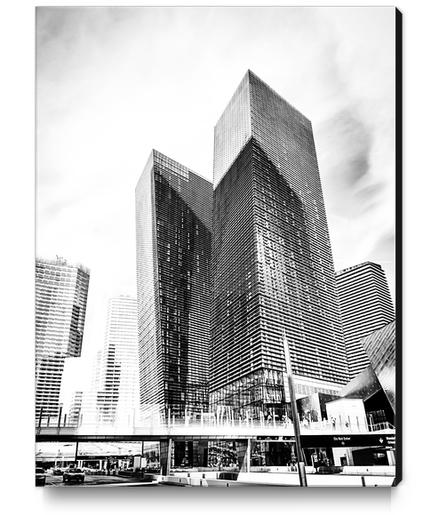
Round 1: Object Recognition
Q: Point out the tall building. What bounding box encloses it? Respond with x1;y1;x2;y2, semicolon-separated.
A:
60;298;139;427
35;256;90;420
211;70;349;417
96;296;140;425
336;262;394;379
135;150;212;419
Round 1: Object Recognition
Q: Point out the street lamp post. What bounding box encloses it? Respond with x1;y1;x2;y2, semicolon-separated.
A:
283;332;307;487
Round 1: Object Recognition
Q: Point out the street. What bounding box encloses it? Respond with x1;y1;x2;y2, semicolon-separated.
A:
44;473;159;487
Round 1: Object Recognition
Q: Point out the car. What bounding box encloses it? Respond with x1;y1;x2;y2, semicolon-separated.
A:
316;465;343;474
52;468;64;476
63;468;85;484
36;467;46;486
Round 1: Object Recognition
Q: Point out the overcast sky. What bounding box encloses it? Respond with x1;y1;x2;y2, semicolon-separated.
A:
36;6;395;370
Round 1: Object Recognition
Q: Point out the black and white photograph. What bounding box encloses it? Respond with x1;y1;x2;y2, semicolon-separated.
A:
34;5;399;489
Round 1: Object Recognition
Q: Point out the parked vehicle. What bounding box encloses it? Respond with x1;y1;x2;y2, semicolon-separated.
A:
316;465;343;474
63;468;85;484
36;467;46;486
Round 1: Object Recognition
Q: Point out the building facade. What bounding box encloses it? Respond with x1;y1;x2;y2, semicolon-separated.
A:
361;320;396;413
211;70;349;418
339;321;396;429
35;256;90;420
136;150;212;419
96;296;140;425
60;297;140;427
336;262;394;379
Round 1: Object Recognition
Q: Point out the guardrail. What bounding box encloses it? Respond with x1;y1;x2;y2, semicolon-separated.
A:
36;417;394;435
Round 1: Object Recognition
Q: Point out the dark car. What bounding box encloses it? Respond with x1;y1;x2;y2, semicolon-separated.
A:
316;465;343;474
63;468;85;484
36;467;46;486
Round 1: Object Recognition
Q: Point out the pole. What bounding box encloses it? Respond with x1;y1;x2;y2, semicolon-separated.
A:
167;438;173;475
74;441;79;464
38;407;43;428
283;332;307;487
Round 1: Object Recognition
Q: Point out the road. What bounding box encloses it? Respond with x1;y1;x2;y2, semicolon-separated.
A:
41;471;395;488
44;474;159;487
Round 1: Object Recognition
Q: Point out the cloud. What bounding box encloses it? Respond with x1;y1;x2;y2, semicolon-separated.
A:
319;106;372;197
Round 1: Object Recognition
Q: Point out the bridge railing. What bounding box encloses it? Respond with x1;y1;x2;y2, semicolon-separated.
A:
36;415;388;434
368;421;395;432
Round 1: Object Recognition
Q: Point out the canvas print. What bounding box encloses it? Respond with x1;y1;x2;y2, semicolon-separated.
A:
35;6;400;487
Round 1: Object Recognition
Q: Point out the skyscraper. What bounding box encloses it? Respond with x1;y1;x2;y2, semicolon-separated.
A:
336;262;394;379
60;298;139;426
211;70;349;417
96;296;140;425
136;150;212;419
35;256;90;420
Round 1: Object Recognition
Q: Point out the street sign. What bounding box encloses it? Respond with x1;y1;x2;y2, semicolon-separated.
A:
301;434;395;448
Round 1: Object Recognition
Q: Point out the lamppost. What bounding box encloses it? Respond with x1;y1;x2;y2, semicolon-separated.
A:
283;332;307;487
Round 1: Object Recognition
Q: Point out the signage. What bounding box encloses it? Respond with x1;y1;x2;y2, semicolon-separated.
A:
301;434;395;448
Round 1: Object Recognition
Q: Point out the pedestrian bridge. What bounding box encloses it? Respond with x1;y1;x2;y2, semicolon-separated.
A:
36;419;394;444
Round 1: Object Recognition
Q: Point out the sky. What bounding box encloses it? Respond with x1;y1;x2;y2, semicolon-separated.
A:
36;6;396;373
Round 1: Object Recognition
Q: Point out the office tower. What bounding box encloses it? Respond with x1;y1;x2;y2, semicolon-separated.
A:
35;256;90;420
336;262;394;379
136;150;212;419
96;296;140;424
211;70;349;417
61;298;139;426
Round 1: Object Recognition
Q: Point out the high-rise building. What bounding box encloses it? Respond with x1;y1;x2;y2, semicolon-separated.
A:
60;298;139;427
211;70;349;417
135;150;212;419
35;256;90;420
336;262;394;379
96;296;140;425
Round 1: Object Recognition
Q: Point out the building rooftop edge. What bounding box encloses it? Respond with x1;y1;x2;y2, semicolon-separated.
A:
136;149;212;187
213;69;312;130
36;256;90;275
336;261;384;276
247;69;312;125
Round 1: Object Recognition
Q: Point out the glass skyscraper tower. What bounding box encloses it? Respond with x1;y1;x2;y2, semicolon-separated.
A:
136;150;212;419
211;71;349;417
35;256;90;420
